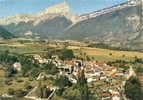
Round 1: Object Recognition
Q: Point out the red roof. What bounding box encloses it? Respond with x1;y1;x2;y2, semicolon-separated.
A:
64;61;74;65
138;75;143;80
96;61;105;66
101;93;111;97
101;93;120;97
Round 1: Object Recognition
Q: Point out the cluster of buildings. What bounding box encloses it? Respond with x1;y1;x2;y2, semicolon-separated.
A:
12;54;137;100
31;54;130;100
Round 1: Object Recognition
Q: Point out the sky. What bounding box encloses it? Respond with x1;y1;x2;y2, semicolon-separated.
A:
0;0;128;18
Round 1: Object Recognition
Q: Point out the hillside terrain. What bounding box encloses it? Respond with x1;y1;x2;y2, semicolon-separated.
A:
0;1;142;50
0;2;78;38
0;26;14;39
63;3;143;50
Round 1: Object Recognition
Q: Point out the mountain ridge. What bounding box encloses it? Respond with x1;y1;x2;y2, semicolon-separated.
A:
0;1;142;50
0;2;79;25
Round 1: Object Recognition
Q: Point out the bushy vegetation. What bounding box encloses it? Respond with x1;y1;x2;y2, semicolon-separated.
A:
36;81;52;98
62;87;81;100
107;60;130;70
41;62;58;75
76;69;89;100
0;50;59;78
107;57;143;71
135;65;143;74
49;48;75;60
125;76;143;100
59;49;75;60
54;75;72;88
88;43;138;51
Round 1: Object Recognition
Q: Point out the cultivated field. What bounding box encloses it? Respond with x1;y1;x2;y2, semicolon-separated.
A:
0;39;143;62
68;46;143;62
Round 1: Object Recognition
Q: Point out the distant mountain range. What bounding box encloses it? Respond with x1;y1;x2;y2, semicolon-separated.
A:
0;1;142;50
0;2;79;38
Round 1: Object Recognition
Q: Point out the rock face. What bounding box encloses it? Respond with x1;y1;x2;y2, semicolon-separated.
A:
62;2;143;50
0;2;79;38
0;1;143;50
0;2;73;25
42;2;69;14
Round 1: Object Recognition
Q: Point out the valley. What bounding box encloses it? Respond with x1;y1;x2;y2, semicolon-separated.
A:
0;0;143;50
0;0;143;100
0;38;142;100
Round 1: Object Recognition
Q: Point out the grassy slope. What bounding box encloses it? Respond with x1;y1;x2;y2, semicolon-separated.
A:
68;46;143;62
0;40;143;62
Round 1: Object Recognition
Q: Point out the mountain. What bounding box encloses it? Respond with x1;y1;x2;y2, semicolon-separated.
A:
0;26;14;39
63;1;143;50
0;1;142;50
0;2;79;38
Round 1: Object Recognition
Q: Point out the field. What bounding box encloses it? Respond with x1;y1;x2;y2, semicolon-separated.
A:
67;46;143;62
0;39;143;99
0;38;143;62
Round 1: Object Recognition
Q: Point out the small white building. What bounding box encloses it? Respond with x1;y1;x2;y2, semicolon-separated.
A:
13;62;22;71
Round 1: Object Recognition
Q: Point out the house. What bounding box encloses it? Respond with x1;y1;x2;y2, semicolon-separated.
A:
138;75;143;87
51;55;59;60
101;89;120;100
56;60;74;74
33;55;48;63
110;90;120;100
100;93;111;100
13;62;22;71
126;66;136;79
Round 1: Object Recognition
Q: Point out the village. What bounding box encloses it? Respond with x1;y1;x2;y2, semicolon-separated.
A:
0;40;142;100
9;53;136;100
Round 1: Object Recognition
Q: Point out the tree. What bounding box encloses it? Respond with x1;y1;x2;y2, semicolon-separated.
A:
135;65;143;74
42;61;58;75
109;53;112;56
5;64;17;77
60;49;74;60
15;89;27;97
76;68;89;100
124;76;143;100
8;88;15;95
54;75;72;88
36;81;52;98
62;87;81;100
86;56;91;61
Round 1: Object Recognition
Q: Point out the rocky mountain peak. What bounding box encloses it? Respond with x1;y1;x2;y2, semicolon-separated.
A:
0;1;71;25
41;1;70;15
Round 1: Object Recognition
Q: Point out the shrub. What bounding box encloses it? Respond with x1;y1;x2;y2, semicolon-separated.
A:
25;85;33;90
124;76;143;100
62;87;81;100
15;89;27;97
16;79;23;83
5;80;12;85
36;83;52;98
59;49;75;60
8;88;15;95
54;75;72;88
